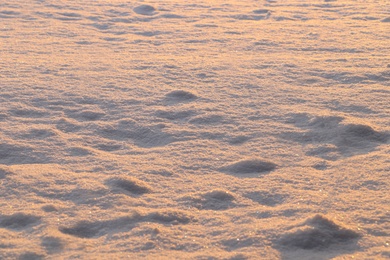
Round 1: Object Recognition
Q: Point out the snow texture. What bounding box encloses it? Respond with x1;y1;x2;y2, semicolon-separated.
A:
0;0;389;259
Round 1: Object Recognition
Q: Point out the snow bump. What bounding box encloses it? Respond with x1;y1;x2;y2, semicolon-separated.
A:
133;5;157;16
381;17;390;22
106;176;152;196
59;215;141;238
278;215;361;250
283;114;389;159
219;159;277;175
59;211;191;238
0;213;41;230
164;90;198;104
185;190;236;210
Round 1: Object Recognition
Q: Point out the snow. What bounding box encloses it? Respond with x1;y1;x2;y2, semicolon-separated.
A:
0;0;389;259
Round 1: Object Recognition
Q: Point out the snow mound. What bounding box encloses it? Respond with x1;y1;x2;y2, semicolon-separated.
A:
283;114;389;159
278;215;360;250
184;189;236;210
106;176;152;196
0;213;41;230
164;90;198;104
219;159;277;175
60;210;192;238
133;5;157;16
381;17;390;22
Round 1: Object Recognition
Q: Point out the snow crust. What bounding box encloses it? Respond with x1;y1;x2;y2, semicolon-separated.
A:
0;0;389;259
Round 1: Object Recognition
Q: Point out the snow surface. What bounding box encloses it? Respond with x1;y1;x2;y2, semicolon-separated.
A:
1;0;389;259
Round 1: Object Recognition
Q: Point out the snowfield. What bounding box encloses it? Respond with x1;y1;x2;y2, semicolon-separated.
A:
1;0;389;259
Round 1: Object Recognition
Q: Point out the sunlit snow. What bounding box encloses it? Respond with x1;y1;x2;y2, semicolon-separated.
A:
1;0;389;259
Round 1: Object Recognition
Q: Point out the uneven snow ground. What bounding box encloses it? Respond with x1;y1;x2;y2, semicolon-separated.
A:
0;0;389;259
